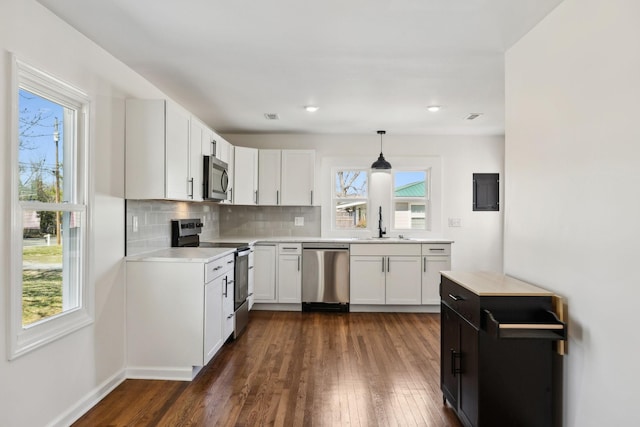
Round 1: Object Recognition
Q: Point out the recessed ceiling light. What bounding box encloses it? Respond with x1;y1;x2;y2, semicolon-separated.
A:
427;105;441;112
264;113;279;120
304;105;319;113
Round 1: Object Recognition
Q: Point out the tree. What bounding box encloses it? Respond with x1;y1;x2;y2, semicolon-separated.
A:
336;171;366;197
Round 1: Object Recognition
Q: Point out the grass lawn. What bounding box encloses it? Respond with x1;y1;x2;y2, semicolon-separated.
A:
22;244;63;326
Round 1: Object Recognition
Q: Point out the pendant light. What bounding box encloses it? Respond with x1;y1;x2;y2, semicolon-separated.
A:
371;130;392;170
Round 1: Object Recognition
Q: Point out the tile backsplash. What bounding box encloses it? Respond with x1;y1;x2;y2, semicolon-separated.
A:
126;200;220;256
126;201;321;256
218;205;321;238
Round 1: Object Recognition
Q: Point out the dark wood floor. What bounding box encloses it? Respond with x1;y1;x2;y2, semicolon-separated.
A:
74;311;462;426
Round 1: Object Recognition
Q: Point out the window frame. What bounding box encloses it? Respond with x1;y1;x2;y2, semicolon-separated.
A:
9;57;93;360
391;169;431;232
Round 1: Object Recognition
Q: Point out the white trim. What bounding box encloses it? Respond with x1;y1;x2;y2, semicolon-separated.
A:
125;366;202;382
46;370;126;427
349;305;441;313
8;55;93;360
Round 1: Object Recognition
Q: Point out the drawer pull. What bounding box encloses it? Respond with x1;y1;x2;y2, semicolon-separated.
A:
227;260;234;264
282;247;298;250
448;294;463;301
213;266;222;271
430;248;445;251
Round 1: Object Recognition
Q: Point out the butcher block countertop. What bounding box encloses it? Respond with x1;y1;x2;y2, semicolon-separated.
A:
440;271;554;297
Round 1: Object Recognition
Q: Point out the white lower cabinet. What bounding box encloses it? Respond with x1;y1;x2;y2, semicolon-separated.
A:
386;256;422;304
204;276;223;363
248;248;255;309
222;271;235;340
278;244;302;303
421;243;452;305
350;244;422;305
253;244;277;302
350;256;386;304
126;252;234;380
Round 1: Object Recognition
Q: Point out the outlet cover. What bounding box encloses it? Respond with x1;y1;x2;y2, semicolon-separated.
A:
294;217;304;226
448;218;462;227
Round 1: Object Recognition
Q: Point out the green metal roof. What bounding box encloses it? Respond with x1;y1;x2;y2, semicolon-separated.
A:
394;181;425;197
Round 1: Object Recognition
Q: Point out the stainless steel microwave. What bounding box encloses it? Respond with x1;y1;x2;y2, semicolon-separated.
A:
203;155;229;201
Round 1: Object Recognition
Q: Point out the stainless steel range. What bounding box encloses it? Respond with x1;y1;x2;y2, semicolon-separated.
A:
171;218;250;339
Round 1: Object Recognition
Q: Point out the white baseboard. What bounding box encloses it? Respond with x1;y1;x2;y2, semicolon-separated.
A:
251;303;301;311
48;369;126;427
125;365;200;381
349;305;441;313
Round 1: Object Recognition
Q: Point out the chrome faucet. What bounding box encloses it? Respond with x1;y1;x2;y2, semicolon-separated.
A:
378;206;386;238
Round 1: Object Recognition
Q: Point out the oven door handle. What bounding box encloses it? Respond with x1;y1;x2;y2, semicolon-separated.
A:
236;248;252;257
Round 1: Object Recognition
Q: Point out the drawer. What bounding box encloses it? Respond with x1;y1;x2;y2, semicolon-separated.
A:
278;243;301;255
441;276;480;329
422;243;451;256
205;253;235;283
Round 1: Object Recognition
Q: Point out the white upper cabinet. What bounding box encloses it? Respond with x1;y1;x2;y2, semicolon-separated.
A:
125;99;201;201
233;146;258;205
189;117;208;201
165;101;192;200
281;150;315;206
215;135;231;164
258;149;282;205
201;126;215;157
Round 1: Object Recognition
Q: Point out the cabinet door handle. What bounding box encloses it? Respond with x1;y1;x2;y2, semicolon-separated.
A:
448;293;463;301
382;257;385;273
248;266;254;270
254;190;258;204
277;190;279;205
451;349;462;376
229;187;233;203
310;190;313;205
297;255;300;271
423;256;426;272
223;277;228;297
188;177;194;198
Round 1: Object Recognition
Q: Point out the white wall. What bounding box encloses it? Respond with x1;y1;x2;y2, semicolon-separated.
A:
505;0;640;425
225;134;505;272
0;1;167;425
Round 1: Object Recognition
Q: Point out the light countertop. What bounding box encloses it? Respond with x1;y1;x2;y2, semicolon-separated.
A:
441;271;554;297
208;236;454;245
126;247;235;263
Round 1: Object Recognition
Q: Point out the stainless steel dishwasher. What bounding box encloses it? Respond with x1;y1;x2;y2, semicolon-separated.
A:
302;242;350;312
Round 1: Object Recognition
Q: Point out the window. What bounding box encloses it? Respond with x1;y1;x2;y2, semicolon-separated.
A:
333;169;368;229
393;170;429;230
9;59;92;359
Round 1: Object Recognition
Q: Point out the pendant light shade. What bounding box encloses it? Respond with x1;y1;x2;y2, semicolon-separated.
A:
371;130;392;170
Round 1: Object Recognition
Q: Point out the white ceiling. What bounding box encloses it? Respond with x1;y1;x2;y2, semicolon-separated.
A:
38;0;563;136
